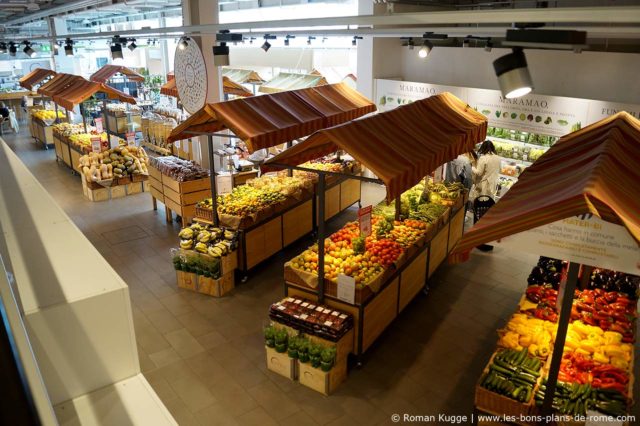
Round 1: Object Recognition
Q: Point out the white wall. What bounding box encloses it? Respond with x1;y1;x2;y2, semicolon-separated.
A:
392;45;640;104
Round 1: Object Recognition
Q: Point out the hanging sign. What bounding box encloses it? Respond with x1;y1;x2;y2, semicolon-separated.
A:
90;136;102;153
94;117;103;133
337;274;356;305
358;205;372;237
493;214;640;275
374;80;465;112
126;132;136;147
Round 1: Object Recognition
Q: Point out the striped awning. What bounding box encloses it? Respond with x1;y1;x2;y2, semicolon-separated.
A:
37;73;83;97
19;68;56;90
259;72;328;94
449;111;640;263
222;68;264;84
52;79;137;110
167;82;375;153
89;65;145;83
161;73;178;98
223;76;253;98
263;92;487;202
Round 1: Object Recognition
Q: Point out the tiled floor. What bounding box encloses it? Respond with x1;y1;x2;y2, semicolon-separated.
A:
3;128;638;425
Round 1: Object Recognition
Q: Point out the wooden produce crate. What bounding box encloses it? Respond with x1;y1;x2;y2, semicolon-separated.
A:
53;134;65;160
243;216;283;270
305;328;354;362
398;249;428;313
81;174;148;202
176;270;197;291
428;223;450;278
447;207;466;253
161;174;211;227
298;356;348;396
70;147;83;174
265;346;297;380
32;119;54;147
339;179;361;211
196;271;235;297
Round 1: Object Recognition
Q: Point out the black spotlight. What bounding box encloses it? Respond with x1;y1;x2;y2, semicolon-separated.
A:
284;35;295;46
213;42;230;66
128;40;137;51
485;39;493;52
493;48;533;99
0;42;7;54
261;41;271;52
178;37;189;50
9;42;17;57
23;42;36;58
352;36;362;46
111;43;123;60
64;38;74;56
307;36;315;45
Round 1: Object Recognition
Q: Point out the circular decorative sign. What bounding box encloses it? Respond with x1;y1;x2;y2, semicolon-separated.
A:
174;38;207;114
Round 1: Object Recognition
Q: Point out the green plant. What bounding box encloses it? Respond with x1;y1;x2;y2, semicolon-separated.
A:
320;347;336;372
287;336;301;359
274;328;288;353
298;338;310;363
264;325;276;348
309;343;322;368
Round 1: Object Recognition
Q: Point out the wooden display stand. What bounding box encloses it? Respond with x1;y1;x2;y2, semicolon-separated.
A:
53;132;86;174
81;174;149;202
298;357;348;396
176;270;235;297
148;163;211;227
316;177;362;222
265;347;297;380
32;118;54;148
285;205;466;355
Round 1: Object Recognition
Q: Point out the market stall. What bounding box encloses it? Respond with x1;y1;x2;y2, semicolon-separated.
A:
90;65;145;137
19;68;56;91
223;76;253;99
222;68;264;95
167;82;376;280
258;72;328;94
449;111;640;423
263;92;487;359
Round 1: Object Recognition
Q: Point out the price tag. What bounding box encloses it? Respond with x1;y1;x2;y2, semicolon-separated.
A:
337;274;355;304
26;97;34;107
123;86;130;95
358;205;372;237
109;134;120;149
94;117;103;133
126;132;136;147
90;136;102;153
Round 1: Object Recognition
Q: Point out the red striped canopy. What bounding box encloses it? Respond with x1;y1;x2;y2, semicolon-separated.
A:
52;79;137;110
263;92;487;202
449;111;640;263
90;65;145;83
160;73;178;98
19;68;56;90
167;82;375;153
37;73;81;97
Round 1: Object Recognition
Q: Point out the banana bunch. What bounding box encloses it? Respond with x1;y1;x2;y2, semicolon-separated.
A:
177;222;238;257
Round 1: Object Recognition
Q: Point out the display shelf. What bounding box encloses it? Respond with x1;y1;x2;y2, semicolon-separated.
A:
285;205;465;356
487;136;552;151
499;156;533;167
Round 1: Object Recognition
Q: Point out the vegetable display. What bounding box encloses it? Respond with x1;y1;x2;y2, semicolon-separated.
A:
480;348;542;403
149;156;209;181
177;222;238;258
534;380;629;418
78;145;149;182
32;109;65;122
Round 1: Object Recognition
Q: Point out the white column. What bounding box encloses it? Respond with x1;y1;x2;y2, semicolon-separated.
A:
182;0;224;169
355;0;374;100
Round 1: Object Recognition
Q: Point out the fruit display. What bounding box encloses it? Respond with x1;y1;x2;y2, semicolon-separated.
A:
148;156;209;181
32;109;65;122
53;123;108;153
486;126;559;147
562;321;633;369
293;157;361;180
527;256;566;289
198;174;314;219
153;105;185;122
78;145;149;182
268;297;354;341
480;348;543;403
106;103;142;114
491;139;547;163
534;380;629;418
499;314;554;358
177;222;238;259
289;214;433;287
141;111;178;147
373;180;461;221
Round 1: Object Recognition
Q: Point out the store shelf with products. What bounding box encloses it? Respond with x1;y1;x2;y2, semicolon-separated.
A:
452;112;640;424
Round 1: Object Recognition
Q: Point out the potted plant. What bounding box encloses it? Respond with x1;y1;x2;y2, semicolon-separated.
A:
287;336;300;359
264;325;276;348
320;347;336;372
298;338;310;363
274;328;288;353
309;343;322;368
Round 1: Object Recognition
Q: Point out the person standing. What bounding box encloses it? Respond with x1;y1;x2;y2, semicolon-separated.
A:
0;102;10;119
472;140;501;199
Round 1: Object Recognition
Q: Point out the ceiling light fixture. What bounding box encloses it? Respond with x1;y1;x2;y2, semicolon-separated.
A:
261;34;276;52
9;42;17;57
418;39;433;59
462;38;470;48
485;39;493;52
111;43;123;60
493;48;533;99
0;43;7;54
128;40;137;51
178;37;189;50
307;36;315;45
23;42;36;58
284;35;295;46
352;36;363;47
64;38;74;56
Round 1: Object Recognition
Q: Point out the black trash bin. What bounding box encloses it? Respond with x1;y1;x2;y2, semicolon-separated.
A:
473;195;496;251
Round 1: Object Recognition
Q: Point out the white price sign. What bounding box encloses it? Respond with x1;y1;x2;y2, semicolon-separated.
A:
94;117;103;133
109;135;120;149
90;136;102;153
337;274;355;305
126;132;136;147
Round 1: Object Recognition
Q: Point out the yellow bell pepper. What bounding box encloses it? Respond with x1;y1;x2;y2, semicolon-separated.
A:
575;348;591;357
537;344;550;357
603;331;622;344
528;344;538;356
578;341;596;353
519;336;532;347
593;352;609;364
564;339;579;350
610;357;629;370
604;345;627;358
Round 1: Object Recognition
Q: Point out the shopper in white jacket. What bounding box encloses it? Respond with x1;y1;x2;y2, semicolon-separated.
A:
472;140;501;200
